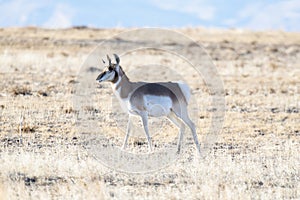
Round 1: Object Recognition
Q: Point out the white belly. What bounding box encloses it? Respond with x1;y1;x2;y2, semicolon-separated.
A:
114;89;172;117
143;95;172;117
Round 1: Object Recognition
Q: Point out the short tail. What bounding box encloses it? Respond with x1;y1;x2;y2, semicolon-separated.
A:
177;81;191;104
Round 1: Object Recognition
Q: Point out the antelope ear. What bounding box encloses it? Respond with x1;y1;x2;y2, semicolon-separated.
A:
113;54;120;65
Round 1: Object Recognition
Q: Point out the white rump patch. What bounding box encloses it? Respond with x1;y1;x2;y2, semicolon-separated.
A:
176;81;191;103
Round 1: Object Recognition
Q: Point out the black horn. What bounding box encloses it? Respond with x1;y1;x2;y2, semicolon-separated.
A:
113;54;120;65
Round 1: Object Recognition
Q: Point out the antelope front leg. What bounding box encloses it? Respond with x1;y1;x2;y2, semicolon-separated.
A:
122;115;132;149
140;112;153;152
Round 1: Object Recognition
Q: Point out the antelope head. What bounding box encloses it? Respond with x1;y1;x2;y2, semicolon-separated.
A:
96;54;122;83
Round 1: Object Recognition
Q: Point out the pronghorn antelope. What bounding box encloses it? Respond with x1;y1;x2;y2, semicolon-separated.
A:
96;54;201;154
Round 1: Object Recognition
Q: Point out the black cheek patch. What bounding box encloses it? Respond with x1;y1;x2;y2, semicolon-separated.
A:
111;71;119;83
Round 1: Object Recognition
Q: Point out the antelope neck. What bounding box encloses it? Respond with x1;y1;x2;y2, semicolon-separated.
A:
113;73;132;99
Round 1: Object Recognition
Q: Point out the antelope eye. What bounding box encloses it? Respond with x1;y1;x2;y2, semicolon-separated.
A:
108;66;113;71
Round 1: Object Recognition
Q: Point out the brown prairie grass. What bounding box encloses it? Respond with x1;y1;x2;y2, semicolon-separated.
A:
0;27;299;199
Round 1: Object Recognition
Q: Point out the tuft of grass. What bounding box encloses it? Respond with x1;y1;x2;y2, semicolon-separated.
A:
20;125;36;133
37;91;48;97
65;107;77;114
12;86;32;96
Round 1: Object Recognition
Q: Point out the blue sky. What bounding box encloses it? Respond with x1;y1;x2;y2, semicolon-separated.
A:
0;0;299;31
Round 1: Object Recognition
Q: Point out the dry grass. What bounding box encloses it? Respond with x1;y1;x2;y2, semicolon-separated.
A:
11;86;32;96
0;27;299;199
